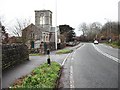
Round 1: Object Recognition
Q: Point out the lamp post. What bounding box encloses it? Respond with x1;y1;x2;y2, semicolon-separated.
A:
55;0;57;50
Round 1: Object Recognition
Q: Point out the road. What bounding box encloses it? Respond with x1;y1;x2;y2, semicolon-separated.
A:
59;43;119;88
2;43;119;88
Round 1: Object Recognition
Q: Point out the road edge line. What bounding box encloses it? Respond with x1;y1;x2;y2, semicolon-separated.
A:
61;43;85;66
92;43;119;62
61;53;71;66
70;66;74;88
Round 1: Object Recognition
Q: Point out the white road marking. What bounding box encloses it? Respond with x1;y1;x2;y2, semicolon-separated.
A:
78;44;85;50
62;43;85;66
62;43;85;88
74;51;76;54
61;53;71;66
92;44;119;62
101;44;113;49
70;66;74;88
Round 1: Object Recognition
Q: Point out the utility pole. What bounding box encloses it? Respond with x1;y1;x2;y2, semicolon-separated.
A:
55;0;57;50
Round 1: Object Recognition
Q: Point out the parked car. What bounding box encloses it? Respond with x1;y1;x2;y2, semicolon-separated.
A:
66;42;75;46
94;40;99;44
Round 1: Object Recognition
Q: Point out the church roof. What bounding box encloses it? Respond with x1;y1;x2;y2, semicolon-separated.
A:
22;23;44;32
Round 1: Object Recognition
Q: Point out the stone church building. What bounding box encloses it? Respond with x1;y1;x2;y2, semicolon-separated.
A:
22;10;60;52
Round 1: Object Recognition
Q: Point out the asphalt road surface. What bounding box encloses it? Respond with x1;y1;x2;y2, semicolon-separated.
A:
60;43;119;88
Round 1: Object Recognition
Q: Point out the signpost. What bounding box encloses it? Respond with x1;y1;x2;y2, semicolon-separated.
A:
47;49;50;65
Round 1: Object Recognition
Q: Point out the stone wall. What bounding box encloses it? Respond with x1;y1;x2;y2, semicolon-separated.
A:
2;44;29;70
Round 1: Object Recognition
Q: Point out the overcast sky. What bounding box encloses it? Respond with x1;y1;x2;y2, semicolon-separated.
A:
0;0;119;36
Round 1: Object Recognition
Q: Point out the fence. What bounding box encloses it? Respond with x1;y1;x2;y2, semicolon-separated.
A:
2;44;29;70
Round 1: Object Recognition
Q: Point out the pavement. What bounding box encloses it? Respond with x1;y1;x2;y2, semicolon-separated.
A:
59;43;119;88
2;50;68;88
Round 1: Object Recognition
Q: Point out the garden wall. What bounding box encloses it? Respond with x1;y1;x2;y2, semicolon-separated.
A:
2;44;29;70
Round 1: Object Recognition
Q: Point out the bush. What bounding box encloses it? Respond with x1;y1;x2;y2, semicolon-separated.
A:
117;41;120;46
106;41;120;48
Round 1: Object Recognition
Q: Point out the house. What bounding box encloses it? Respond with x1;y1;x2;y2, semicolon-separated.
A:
8;36;22;44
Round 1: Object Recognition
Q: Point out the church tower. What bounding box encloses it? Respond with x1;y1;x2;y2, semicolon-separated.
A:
35;10;52;32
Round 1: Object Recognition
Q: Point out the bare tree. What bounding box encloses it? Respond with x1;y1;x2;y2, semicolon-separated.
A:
0;20;9;44
89;22;102;39
79;22;102;41
0;15;5;26
13;18;31;37
78;22;88;37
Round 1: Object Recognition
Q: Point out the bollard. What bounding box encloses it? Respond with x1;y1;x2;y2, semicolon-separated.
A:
47;49;51;65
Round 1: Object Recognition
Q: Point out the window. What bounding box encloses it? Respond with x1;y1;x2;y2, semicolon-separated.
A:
31;32;34;39
40;13;45;27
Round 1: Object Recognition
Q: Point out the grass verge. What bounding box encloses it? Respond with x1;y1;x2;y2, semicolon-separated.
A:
11;61;61;88
29;53;42;56
56;49;73;54
105;41;120;49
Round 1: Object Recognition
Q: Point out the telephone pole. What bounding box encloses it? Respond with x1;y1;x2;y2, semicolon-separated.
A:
55;0;57;50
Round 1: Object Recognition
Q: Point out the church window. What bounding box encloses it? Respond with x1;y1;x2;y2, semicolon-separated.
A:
31;32;34;39
40;13;45;27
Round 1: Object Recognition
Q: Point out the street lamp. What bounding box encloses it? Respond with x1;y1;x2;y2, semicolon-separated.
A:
55;0;57;50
